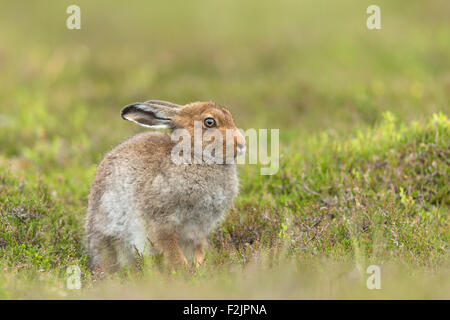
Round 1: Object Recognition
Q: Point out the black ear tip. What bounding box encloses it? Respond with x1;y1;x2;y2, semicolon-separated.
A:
120;103;140;120
120;106;131;120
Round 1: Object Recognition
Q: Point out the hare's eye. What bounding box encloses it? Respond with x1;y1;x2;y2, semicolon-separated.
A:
204;117;217;128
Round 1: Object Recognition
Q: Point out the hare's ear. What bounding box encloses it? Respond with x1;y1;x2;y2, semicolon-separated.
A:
121;102;179;129
144;100;182;109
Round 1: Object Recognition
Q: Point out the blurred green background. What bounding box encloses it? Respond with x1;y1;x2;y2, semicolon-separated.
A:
0;0;448;298
0;0;448;143
0;0;448;180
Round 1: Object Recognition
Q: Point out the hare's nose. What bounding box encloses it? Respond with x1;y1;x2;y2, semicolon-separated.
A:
237;143;244;150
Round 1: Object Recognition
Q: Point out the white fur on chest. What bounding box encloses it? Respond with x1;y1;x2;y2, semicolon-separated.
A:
171;187;230;241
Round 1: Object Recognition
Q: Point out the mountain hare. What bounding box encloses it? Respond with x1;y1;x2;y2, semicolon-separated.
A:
85;100;246;272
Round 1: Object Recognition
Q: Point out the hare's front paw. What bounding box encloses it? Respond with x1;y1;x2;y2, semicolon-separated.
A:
171;254;188;267
194;243;205;268
154;232;188;270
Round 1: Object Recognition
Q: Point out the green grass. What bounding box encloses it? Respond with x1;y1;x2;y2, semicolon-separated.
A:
0;0;449;298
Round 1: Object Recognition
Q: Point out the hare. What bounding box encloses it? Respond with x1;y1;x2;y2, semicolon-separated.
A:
85;100;246;272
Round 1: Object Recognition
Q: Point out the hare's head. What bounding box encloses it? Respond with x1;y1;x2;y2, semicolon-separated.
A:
121;100;246;162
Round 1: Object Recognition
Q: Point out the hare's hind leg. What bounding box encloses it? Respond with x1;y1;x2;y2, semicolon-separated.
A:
87;234;119;274
114;240;141;271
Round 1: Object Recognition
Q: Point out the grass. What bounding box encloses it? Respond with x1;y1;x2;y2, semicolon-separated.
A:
0;0;449;299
